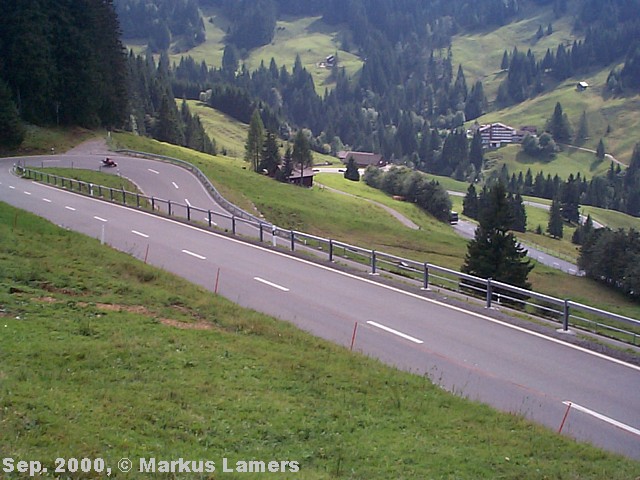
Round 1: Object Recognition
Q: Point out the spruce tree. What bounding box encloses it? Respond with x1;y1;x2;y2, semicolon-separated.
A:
547;197;564;239
259;130;281;176
462;183;479;219
547;102;572;143
292;129;313;181
575;110;589;144
462;183;533;289
469;129;484;174
596;138;606;160
245;109;265;173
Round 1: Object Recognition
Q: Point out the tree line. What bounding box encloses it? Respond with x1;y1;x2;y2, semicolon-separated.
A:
362;166;452;222
114;0;205;53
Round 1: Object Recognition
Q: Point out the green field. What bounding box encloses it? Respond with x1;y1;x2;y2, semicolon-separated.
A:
2;198;639;479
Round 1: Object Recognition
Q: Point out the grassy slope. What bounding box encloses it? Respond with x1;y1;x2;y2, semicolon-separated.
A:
452;3;640;165
2;202;639;478
160;9;363;96
185;100;340;166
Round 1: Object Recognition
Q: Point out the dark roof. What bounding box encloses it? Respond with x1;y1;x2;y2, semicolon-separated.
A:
288;167;317;179
344;152;384;166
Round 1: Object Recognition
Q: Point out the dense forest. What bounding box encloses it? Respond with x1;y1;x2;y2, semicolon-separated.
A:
0;0;128;131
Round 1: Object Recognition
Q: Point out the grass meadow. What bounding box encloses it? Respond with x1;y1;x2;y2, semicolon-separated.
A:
1;194;639;479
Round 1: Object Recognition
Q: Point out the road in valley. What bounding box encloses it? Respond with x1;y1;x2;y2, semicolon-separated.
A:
1;151;639;460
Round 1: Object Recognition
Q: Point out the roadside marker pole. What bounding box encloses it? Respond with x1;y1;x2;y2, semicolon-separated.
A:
144;244;150;264
558;402;572;433
100;224;105;245
350;321;359;351
214;268;221;294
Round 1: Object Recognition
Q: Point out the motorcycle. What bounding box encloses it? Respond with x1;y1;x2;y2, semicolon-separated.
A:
102;157;117;167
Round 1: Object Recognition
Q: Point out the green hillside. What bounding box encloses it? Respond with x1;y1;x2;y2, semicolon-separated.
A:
161;9;363;96
450;1;640;165
145;3;640;168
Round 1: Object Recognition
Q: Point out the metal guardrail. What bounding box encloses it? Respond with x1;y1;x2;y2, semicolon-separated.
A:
15;164;640;347
114;149;268;226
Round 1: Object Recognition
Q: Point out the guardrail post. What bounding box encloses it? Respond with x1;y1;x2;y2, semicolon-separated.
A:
562;299;570;331
121;190;126;204
208;210;212;227
187;205;191;221
329;239;334;262
231;216;236;235
136;193;140;208
422;263;430;290
290;231;295;251
259;223;264;242
486;278;493;309
168;200;172;216
109;188;114;201
151;197;155;210
371;250;377;275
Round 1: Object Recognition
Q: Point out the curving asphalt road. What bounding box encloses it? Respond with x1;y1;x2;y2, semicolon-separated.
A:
1;151;639;460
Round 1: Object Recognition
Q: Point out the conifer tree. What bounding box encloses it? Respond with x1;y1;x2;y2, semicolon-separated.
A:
292;129;313;179
259;130;281;176
462;183;479;219
575;110;589;144
462;183;533;289
276;145;293;183
547;197;564;239
469;130;484;175
245;109;265;172
596;138;606;160
547;102;572;143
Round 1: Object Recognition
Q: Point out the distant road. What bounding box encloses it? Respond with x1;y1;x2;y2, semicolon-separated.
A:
318;169;585;275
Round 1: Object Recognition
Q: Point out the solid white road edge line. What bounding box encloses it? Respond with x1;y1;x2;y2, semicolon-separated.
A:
94;216;108;222
563;401;640;436
367;320;424;344
182;249;206;260
254;277;290;292
131;230;149;238
29;181;640;373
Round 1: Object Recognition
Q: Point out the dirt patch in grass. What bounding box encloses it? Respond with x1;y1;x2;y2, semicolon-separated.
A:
34;298;215;330
159;318;214;330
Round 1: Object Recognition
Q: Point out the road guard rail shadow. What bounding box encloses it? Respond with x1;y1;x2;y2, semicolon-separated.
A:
14;162;640;349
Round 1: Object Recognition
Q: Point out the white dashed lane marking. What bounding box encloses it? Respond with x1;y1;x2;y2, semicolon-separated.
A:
182;249;206;260
254;277;289;292
367;321;424;344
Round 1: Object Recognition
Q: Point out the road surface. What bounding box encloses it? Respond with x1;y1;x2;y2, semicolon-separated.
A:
1;151;638;460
